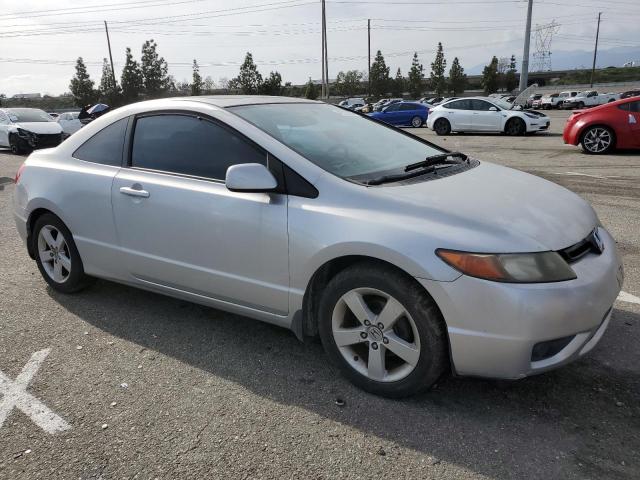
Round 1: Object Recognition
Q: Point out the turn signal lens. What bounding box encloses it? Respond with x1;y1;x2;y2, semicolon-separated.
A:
436;249;577;283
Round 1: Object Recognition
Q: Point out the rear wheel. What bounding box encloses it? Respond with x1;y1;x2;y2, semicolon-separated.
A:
505;117;526;136
32;213;94;293
410;116;423;128
580;126;615;154
577;102;585;109
433;118;451;136
317;263;448;398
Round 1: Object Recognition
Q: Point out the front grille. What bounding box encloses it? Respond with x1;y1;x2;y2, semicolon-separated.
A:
34;133;62;148
557;229;603;263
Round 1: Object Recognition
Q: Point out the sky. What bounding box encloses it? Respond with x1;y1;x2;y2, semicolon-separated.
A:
1;0;639;96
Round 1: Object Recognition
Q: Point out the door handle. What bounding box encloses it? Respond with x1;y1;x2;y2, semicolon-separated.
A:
119;186;150;198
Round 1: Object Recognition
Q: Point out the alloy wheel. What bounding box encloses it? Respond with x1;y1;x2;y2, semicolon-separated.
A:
411;116;422;128
37;225;71;283
331;287;421;382
583;127;612;153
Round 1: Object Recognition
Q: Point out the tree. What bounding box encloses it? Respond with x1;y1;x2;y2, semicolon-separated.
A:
141;39;169;98
505;54;518;92
407;52;424;98
231;52;263;94
481;56;499;95
203;76;215;94
69;57;96;107
191;59;203;96
369;50;390;97
218;77;230;90
304;78;318;100
448;57;467;95
121;47;143;104
334;70;363;97
430;42;447;95
260;71;283;95
392;68;404;97
99;58;120;105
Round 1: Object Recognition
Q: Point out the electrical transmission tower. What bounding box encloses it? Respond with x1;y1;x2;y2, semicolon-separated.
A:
532;20;560;72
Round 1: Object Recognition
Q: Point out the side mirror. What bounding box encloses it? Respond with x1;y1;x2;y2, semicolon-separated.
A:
489;106;498;112
225;163;277;193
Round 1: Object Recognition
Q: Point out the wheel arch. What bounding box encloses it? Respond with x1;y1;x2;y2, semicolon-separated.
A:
25;204;70;259
301;254;448;338
578;123;618;148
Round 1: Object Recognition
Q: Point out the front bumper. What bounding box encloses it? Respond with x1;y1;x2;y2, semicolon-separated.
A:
419;227;623;379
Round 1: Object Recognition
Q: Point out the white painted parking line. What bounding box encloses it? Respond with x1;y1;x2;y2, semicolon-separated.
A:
618;291;640;305
0;348;70;434
554;172;620;180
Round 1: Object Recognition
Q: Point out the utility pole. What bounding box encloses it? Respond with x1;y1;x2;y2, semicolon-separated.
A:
104;21;117;91
518;0;533;92
320;1;326;99
368;19;371;96
590;12;602;88
322;0;329;98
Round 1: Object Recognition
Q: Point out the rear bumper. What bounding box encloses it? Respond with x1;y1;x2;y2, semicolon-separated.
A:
418;227;623;379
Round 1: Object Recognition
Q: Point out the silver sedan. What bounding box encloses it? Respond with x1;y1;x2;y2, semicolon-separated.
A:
13;96;623;397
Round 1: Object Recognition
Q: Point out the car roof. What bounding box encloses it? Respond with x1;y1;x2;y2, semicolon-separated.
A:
180;95;319;108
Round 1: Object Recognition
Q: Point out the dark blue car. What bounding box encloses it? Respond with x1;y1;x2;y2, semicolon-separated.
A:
367;101;428;127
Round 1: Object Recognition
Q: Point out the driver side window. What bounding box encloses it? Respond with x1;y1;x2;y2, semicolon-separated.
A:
384;104;400;112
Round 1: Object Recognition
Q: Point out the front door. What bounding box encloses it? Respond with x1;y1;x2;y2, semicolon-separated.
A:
470;99;502;131
628;101;640;146
111;112;289;315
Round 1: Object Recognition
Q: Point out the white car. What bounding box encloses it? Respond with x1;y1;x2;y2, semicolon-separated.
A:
541;91;578;109
562;91;621;109
57;111;83;136
427;97;551;136
338;98;365;108
0;108;63;154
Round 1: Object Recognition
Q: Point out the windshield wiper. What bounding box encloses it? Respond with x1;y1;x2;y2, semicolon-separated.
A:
404;152;468;172
365;167;436;186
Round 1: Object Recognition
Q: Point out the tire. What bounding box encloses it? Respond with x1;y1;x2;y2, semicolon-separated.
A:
317;263;448;398
505;117;526;136
580;126;615;155
433;118;451;136
410;116;423;128
577;102;585;109
9;134;28;155
32;213;94;293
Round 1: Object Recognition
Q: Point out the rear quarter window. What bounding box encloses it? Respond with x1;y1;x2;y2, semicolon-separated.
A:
73;117;129;167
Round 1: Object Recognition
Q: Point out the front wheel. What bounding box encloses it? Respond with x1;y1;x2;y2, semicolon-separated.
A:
410;116;423;128
433;118;451;136
317;263;448;398
32;213;94;293
580;126;615;154
505;118;526;136
9;134;29;155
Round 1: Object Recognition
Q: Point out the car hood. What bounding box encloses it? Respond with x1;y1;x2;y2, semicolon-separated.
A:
12;122;62;134
366;161;596;253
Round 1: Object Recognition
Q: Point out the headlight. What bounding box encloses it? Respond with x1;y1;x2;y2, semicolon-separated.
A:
436;249;577;283
524;112;538;119
17;128;34;138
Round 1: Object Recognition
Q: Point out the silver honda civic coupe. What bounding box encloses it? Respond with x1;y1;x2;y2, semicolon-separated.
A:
13;96;624;397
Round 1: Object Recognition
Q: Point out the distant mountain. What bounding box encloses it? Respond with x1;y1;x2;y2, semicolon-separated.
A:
468;46;640;74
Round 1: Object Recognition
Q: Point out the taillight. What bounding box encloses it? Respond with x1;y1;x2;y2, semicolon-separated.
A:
14;163;26;184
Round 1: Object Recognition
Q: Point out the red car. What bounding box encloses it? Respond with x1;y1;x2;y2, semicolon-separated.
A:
563;96;640;154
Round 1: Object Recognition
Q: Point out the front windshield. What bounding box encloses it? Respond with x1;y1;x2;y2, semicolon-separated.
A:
492;98;513;110
230;103;443;179
6;108;52;123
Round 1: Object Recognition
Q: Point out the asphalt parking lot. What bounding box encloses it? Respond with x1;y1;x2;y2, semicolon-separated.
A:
0;109;639;479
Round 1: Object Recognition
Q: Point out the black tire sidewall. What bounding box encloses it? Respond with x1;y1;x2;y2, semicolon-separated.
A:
506;118;525;136
580;126;614;155
411;116;422;127
32;213;92;293
434;118;450;135
317;264;448;398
